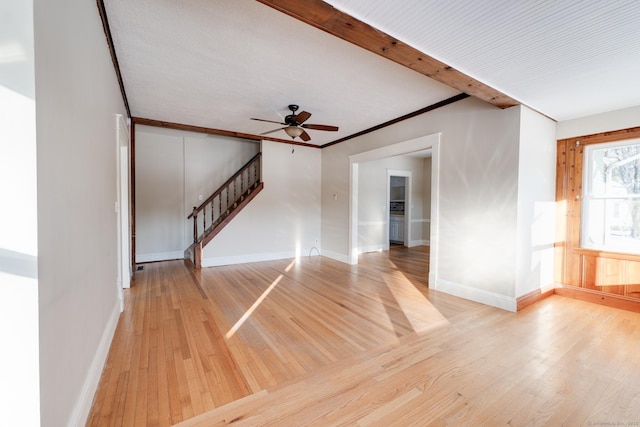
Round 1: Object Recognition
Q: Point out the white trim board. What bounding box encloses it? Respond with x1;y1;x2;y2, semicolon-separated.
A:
358;221;387;226
358;244;388;254
202;249;322;267
320;249;351;264
136;251;184;263
348;133;441;280
68;302;121;427
435;279;517;312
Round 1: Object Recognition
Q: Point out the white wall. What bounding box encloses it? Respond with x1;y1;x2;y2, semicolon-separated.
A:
358;156;426;252
0;0;40;425
135;126;259;262
322;97;528;310
357;160;388;252
202;141;321;266
515;106;557;298
428;102;523;309
34;0;128;425
557;105;640;140
184;133;260;247
136;131;185;260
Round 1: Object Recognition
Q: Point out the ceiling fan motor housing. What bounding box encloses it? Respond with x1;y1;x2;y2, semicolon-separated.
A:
285;104;300;125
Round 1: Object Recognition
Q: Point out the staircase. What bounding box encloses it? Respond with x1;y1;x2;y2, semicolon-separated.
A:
186;152;263;268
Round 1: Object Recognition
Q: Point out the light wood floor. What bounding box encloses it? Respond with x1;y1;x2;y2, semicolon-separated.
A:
88;246;640;426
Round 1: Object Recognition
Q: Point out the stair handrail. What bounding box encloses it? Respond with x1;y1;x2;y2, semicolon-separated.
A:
188;152;262;219
188;152;262;243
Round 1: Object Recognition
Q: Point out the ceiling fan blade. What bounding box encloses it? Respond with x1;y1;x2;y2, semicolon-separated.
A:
260;127;286;136
302;124;339;131
299;130;311;142
294;111;311;124
251;118;285;125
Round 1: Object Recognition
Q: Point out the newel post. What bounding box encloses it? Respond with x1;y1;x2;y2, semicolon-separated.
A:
192;206;198;243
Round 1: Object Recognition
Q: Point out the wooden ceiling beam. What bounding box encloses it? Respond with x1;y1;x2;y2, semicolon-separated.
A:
321;93;470;148
256;0;519;109
133;117;320;148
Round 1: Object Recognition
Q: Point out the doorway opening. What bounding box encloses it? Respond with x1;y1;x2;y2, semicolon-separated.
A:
349;133;440;288
388;172;410;247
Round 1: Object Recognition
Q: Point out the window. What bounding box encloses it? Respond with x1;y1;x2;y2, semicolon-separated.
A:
582;138;640;254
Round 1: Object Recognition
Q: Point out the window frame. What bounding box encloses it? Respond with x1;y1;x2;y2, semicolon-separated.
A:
581;138;640;255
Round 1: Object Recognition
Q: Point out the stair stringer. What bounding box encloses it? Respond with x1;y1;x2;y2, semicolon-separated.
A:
187;182;264;268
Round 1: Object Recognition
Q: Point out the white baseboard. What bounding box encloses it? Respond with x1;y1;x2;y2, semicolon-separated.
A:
202;249;322;267
320;249;352;265
202;251;293;267
358;244;386;254
408;239;430;247
435;279;517;312
69;301;121;427
429;272;437;288
183;247;193;261
136;251;184;263
411;218;431;223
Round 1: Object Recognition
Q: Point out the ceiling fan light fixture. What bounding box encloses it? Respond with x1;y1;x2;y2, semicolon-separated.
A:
251;105;338;141
284;125;303;139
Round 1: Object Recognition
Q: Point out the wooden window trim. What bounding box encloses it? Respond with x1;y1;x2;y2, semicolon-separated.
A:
561;126;640;147
573;248;640;263
556;126;640;308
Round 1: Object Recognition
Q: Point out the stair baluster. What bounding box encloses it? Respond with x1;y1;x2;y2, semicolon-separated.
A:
187;152;263;267
192;207;198;243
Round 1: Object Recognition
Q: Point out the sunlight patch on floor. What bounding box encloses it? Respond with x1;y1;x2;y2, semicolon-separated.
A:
382;269;448;333
225;259;297;339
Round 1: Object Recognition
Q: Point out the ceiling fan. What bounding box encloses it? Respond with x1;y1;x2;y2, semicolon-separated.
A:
251;104;339;142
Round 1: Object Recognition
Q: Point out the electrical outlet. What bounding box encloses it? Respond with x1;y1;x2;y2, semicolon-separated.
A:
198;194;203;201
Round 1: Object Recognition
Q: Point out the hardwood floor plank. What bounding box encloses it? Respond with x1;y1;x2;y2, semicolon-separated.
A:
88;246;640;426
154;297;171;427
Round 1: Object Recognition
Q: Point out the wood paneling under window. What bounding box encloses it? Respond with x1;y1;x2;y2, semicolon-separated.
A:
555;127;640;304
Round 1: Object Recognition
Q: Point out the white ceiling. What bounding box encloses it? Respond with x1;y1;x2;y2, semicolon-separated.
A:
326;0;640;121
104;0;640;146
